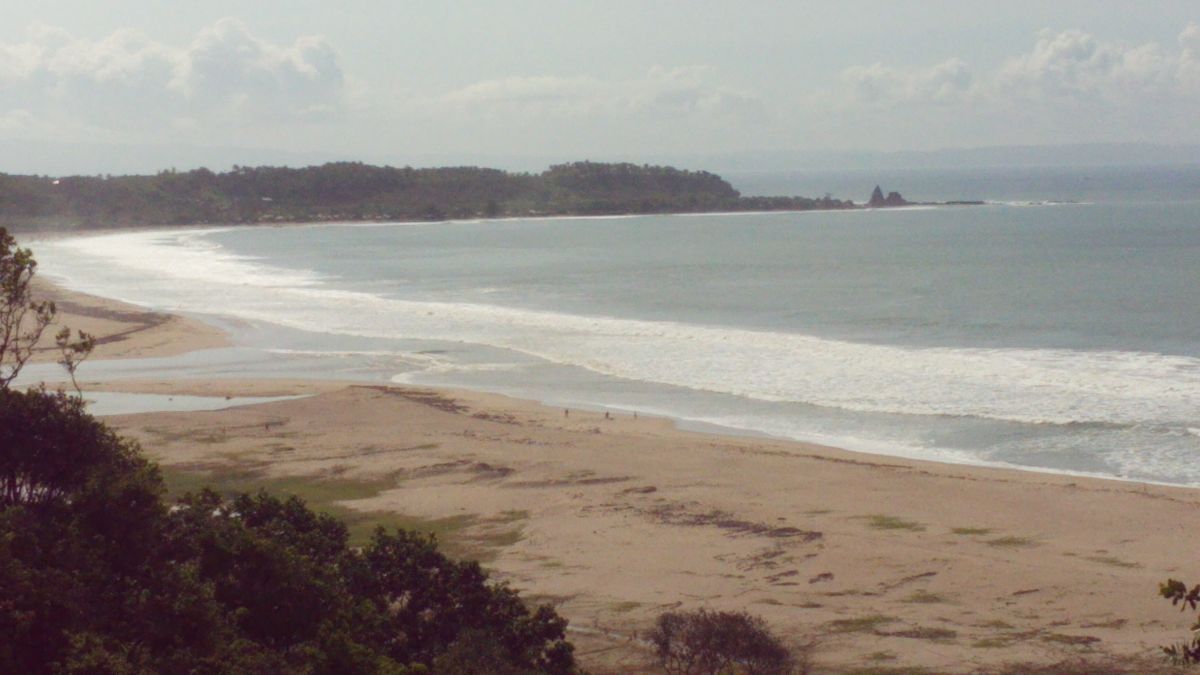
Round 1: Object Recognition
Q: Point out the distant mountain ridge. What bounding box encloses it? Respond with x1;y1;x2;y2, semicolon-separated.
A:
1;140;1196;177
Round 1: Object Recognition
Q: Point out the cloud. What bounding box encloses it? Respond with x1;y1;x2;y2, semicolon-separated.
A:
994;29;1174;102
838;25;1200;108
174;18;344;120
0;18;345;136
1179;23;1200;88
840;57;974;105
435;66;763;120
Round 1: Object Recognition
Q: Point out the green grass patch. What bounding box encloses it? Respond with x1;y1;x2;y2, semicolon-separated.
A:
828;614;897;633
886;627;957;641
864;515;925;532
609;601;641;613
353;514;478;552
985;536;1037;548
903;590;947;604
972;637;1015;649
143;426;231;445
840;662;931;667
473;527;523;550
163;466;398;505
1041;633;1101;646
1084;555;1140;569
951;527;993;535
162;466;481;550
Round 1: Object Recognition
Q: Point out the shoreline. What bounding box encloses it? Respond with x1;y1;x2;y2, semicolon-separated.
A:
23;276;1200;672
28;277;229;363
29;224;1181;491
10;198;981;240
33;252;1181;491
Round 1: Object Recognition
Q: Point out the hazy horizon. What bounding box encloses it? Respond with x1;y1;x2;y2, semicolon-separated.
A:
2;2;1199;175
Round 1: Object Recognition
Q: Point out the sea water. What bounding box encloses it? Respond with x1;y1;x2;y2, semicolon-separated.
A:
28;165;1200;484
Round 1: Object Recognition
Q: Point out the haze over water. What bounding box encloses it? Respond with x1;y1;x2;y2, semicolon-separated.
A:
33;165;1200;485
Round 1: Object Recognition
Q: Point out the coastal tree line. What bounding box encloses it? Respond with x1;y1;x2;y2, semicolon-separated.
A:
0;161;855;229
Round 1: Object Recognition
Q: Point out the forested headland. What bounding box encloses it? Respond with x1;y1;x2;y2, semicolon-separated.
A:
0;161;856;229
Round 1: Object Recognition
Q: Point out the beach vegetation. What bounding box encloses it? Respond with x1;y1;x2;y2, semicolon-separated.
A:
973;657;1184;673
835;662;936;667
902;590;948;604
1159;578;1200;664
950;527;993;535
984;536;1038;548
1084;554;1140;569
648;608;808;675
883;626;958;641
972;637;1016;649
827;614;897;634
863;514;926;532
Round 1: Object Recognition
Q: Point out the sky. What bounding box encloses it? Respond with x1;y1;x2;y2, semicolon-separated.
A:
1;1;1199;173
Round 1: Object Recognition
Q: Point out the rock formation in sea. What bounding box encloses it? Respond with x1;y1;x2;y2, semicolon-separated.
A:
868;185;909;207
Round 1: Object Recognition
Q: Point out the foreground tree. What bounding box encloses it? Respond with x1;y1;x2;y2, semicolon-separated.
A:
0;227;93;392
0;227;55;387
0;237;576;673
0;395;576;673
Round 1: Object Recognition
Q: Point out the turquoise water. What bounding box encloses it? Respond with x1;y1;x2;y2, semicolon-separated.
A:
31;165;1200;484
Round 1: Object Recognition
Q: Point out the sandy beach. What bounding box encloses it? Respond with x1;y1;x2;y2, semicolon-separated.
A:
29;277;228;363
31;280;1200;672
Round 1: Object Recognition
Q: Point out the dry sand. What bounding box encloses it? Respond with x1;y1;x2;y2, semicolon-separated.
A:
31;281;1200;672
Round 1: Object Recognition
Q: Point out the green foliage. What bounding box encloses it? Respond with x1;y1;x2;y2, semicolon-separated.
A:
1160;578;1200;664
0;227;56;386
0;161;855;229
648;608;803;675
0;227;93;390
0;388;577;674
0;229;575;673
864;515;924;532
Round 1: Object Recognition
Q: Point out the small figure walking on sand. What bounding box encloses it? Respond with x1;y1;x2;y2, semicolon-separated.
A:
605;411;611;420
564;408;569;418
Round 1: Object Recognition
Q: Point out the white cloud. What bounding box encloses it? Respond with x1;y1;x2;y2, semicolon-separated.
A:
0;18;345;137
1179;23;1200;88
840;57;974;105
838;25;1200;108
995;29;1174;102
435;66;763;120
175;18;344;119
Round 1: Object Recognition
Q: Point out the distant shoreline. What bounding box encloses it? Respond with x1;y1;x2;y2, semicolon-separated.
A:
0;160;987;232
10;197;987;236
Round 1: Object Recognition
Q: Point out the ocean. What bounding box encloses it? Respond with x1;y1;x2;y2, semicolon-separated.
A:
28;164;1200;484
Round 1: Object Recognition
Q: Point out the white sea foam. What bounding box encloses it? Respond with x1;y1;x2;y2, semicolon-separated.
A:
43;228;324;296
35;229;1200;433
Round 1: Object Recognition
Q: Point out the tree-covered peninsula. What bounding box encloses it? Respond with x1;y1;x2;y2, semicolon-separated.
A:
0;161;856;228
